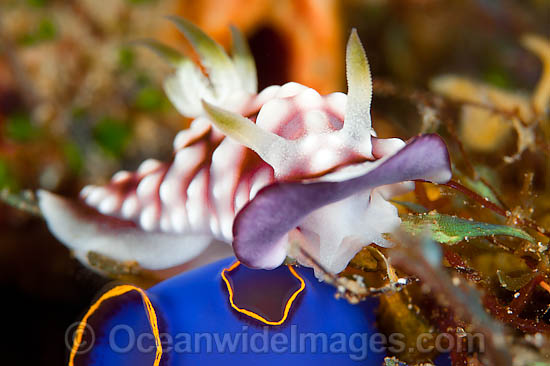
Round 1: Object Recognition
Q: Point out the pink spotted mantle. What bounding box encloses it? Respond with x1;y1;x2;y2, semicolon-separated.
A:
38;18;452;276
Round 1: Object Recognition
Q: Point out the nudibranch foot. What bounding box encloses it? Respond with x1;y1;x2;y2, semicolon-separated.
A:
37;190;233;271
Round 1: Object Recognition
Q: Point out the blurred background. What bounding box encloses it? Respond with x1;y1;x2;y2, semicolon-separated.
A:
0;0;549;364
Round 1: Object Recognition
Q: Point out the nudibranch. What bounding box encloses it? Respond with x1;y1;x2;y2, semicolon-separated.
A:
69;257;386;365
38;18;452;275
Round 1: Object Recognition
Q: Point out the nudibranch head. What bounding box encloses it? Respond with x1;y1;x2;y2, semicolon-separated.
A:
202;29;376;179
157;19;375;180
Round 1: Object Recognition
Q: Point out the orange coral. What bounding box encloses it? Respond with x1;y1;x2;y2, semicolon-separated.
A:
163;0;344;94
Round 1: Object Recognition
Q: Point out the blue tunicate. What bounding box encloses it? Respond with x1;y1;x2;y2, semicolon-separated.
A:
76;257;387;365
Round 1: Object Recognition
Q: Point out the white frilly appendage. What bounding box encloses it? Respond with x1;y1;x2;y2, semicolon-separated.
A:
162;17;257;118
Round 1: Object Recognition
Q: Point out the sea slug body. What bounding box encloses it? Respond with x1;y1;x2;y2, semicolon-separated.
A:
38;18;452;276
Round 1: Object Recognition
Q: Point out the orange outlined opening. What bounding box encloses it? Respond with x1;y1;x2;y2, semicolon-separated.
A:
69;285;162;366
221;261;306;326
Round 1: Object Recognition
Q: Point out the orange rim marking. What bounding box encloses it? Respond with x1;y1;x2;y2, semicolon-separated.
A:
69;285;162;366
221;261;306;326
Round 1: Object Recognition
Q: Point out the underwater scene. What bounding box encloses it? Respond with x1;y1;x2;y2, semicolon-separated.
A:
0;0;549;365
